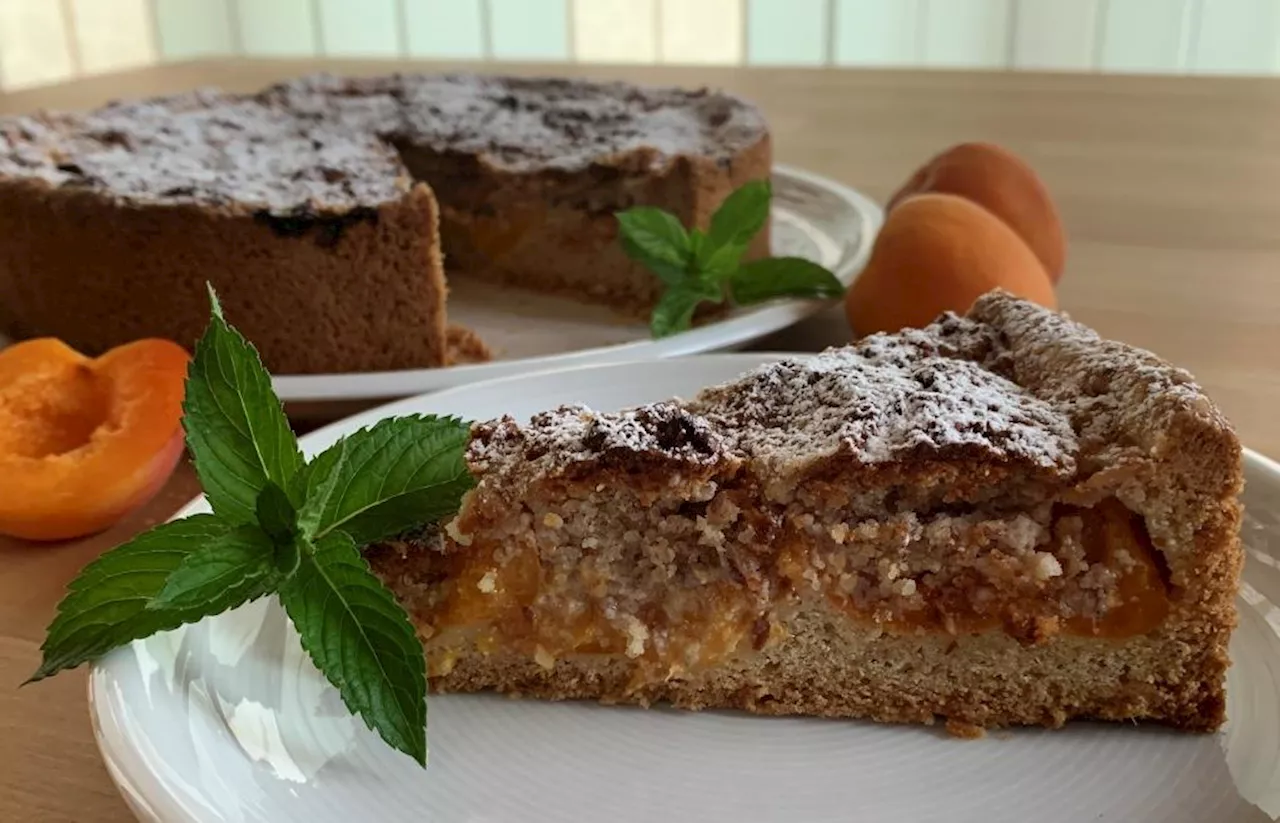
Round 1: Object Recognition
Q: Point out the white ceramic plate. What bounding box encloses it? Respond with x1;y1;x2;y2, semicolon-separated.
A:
89;355;1280;823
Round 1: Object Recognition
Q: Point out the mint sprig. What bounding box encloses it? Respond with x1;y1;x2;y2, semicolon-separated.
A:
280;531;428;764
29;287;474;767
616;179;845;337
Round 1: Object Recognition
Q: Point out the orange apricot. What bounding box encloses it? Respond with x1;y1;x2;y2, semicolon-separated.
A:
887;142;1066;282
0;338;189;541
845;193;1056;337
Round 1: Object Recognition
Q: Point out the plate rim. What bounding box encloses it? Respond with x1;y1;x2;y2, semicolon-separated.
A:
265;164;883;402
85;353;1280;823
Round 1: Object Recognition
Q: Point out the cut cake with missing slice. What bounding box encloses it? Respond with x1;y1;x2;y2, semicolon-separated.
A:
367;291;1244;734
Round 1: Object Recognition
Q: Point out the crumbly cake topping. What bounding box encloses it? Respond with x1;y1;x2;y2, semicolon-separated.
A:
0;91;409;211
964;294;1236;469
389;74;766;172
690;332;1078;477
0;72;767;211
470;402;735;480
464;292;1236;499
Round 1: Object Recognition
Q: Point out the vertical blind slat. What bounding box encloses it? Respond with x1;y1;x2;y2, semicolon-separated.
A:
920;0;1014;68
154;0;234;59
488;0;569;60
833;0;922;67
747;0;829;66
403;0;486;59
573;0;657;64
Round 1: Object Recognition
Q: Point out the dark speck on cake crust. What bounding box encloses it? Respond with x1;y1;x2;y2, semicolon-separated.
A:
252;205;380;247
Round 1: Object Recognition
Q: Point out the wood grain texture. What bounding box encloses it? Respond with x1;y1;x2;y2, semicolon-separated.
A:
3;59;1280;819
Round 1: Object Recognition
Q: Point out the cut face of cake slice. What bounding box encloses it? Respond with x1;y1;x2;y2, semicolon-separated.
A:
367;291;1244;733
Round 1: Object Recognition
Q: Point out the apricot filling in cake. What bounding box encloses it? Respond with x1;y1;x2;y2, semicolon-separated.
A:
368;291;1243;733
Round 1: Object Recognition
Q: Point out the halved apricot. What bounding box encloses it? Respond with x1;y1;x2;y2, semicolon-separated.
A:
0;338;189;541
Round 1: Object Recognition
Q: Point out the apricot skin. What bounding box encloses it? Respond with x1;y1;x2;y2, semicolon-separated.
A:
0;338;189;542
845;193;1056;338
887;142;1066;282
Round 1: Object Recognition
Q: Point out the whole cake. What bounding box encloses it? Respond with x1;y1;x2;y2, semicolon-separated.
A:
368;292;1243;734
0;74;771;374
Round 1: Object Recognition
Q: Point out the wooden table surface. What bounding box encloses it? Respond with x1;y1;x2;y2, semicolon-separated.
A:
2;58;1279;822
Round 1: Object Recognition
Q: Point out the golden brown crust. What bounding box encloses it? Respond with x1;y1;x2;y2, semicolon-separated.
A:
0;181;448;374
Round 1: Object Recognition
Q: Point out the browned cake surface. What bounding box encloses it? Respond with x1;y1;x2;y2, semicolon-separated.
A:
368;291;1244;733
0;73;770;371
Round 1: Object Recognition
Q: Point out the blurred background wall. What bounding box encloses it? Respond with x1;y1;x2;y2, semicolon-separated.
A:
1;0;1277;91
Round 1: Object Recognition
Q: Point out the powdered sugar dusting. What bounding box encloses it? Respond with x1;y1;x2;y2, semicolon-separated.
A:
390;74;766;172
461;293;1240;505
0;90;409;211
691;324;1078;477
965;292;1236;467
0;72;766;211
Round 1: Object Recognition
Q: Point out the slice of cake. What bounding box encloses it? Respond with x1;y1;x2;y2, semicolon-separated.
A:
0;73;770;374
368;291;1243;733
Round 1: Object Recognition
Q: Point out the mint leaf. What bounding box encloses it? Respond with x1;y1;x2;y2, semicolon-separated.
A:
295;415;473;545
279;531;428;765
707;179;771;252
256;481;297;543
147;525;279;612
651;281;723;338
29;515;231;682
698;240;750;281
617;207;691;286
183;286;303;525
730;257;845;305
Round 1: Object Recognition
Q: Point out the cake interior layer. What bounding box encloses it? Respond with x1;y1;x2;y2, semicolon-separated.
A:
394;136;771;313
370;475;1214;728
424;609;1223;733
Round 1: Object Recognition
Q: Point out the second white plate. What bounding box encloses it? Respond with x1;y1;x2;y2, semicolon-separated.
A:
270;164;879;402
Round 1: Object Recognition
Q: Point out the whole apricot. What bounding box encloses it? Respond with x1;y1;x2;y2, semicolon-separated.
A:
845;193;1056;337
887;142;1065;282
0;338;189;541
